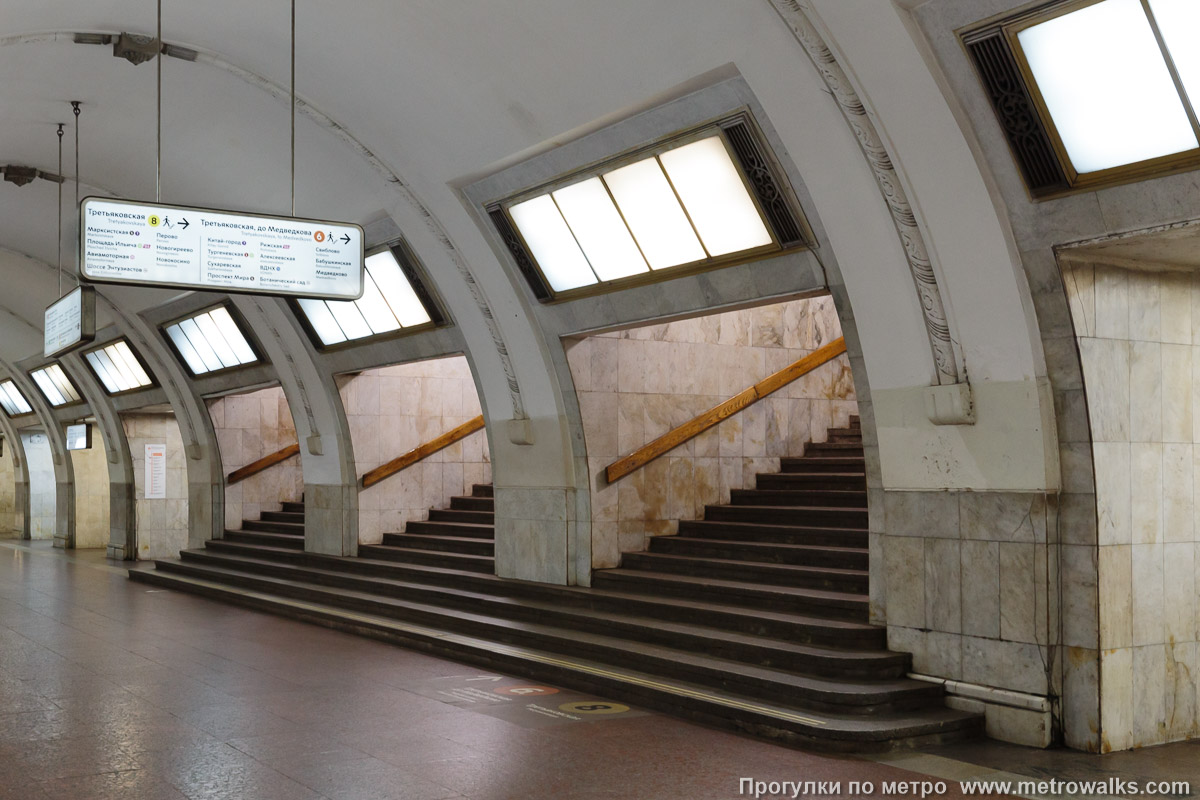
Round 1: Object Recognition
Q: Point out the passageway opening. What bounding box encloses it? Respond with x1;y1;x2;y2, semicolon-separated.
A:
565;294;858;570
338;354;489;545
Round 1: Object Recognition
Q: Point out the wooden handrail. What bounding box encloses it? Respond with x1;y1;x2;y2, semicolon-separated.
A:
604;337;847;484
227;443;301;485
361;415;485;489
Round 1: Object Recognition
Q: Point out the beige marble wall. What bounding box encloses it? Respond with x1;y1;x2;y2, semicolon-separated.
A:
210;387;303;530
121;413;188;560
0;438;17;537
70;430;110;549
339;355;490;544
1064;262;1200;749
566;296;856;567
22;433;55;541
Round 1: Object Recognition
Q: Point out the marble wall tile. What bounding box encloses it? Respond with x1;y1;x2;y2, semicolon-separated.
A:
1062;544;1100;649
925;538;962;634
1098;545;1133;651
1163;543;1196;646
888;626;962;681
1163;443;1194;542
961;492;1044;543
1132;544;1166;646
961;637;1049;695
885;491;959;539
1129;442;1161;545
1129;271;1162;342
1081;340;1131;442
1133;645;1169;746
1162;344;1193;442
1161;272;1192;346
1130;341;1163;443
1000;542;1037;644
885;536;925;629
1063;263;1095;338
1101;647;1135;752
1093;442;1132;546
1094;265;1131;340
961;540;999;639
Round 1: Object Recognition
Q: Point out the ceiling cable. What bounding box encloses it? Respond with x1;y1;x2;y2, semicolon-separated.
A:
72;101;81;286
56;124;64;298
156;0;162;203
290;0;296;217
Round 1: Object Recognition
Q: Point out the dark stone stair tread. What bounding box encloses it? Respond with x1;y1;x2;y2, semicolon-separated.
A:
378;546;494;563
598;569;867;607
128;569;981;748
386;533;495;547
708;503;866;515
681;519;868;535
350;549;880;636
226;531;305;546
625;552;868;580
139;559;927;706
403;520;495;538
660;537;866;558
176;550;900;669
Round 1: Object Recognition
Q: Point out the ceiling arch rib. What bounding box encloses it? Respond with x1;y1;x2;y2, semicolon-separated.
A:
0;29;527;427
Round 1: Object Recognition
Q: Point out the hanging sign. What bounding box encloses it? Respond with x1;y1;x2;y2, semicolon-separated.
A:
44;286;96;358
80;197;365;301
65;423;92;451
144;443;167;499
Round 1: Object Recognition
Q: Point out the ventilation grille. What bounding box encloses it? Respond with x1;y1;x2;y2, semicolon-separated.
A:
488;206;552;301
965;29;1068;196
721;118;807;248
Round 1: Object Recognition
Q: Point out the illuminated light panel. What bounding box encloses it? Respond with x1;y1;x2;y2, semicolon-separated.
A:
31;365;81;407
0;380;32;416
659;137;772;256
602;157;707;270
1148;0;1200;111
1018;0;1198;173
551;178;649;281
165;307;259;376
297;249;434;346
509;195;596;291
85;340;153;394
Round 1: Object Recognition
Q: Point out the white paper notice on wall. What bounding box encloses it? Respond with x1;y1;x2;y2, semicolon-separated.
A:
144;444;167;499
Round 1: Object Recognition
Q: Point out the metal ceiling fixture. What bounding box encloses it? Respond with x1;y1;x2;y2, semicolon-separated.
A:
113;32;159;65
0;165;64;187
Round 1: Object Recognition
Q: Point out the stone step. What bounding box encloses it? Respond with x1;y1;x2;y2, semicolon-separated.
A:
128;567;981;751
703;504;868;529
805;441;866;453
650;536;868;570
779;456;866;474
428;508;495;525
280;501;305;514
223;529;305;550
174;549;906;680
356;544;494;574
755;472;866;491
449;495;494;512
619;552;868;593
593;569;868;621
730;488;867;509
141;558;934;715
677;519;868;548
241;519;305;535
381;532;494;556
404;520;495;539
471;483;494;498
341;547;885;648
260;510;305;524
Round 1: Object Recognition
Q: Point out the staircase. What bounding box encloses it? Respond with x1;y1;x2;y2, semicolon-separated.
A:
130;417;982;751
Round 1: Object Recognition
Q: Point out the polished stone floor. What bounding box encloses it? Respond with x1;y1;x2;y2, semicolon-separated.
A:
0;539;1196;800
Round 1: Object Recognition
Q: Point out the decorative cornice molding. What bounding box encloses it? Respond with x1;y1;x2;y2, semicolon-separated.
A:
768;0;961;385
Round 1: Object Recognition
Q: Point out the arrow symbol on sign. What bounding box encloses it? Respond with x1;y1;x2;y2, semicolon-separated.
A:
465;676;504;682
340;234;350;244
180;218;190;230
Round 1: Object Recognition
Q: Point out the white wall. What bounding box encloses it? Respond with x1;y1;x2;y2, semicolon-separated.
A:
22;432;54;541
